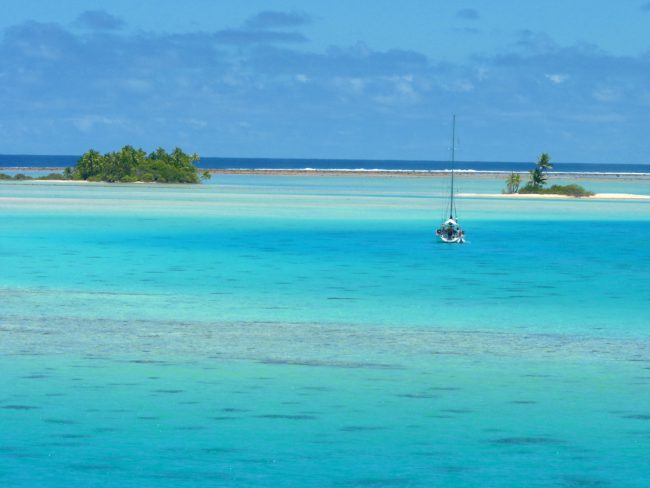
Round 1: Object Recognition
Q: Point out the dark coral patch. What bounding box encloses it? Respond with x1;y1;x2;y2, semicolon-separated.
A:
396;393;439;399
340;426;386;432
68;463;122;472
43;418;78;425
255;414;317;420
490;437;564;445
621;414;650;420
347;478;412;486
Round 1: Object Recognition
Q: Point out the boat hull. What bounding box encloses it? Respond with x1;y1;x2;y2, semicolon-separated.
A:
436;217;464;244
437;234;464;244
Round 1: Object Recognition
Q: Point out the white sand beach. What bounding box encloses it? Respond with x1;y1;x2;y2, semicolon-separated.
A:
458;192;650;201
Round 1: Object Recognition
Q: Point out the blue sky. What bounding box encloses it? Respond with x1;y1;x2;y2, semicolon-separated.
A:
1;1;650;162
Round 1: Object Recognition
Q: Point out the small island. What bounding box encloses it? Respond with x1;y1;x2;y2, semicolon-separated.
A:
504;153;594;197
1;146;211;184
65;146;211;183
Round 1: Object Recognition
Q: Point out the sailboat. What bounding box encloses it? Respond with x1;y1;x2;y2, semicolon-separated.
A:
436;115;465;244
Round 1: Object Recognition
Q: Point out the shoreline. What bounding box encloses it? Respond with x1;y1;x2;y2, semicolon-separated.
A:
3;179;648;200
458;192;650;201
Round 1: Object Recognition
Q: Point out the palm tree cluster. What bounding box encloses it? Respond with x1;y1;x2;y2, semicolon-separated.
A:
64;146;210;183
504;172;521;194
527;153;553;189
505;153;553;193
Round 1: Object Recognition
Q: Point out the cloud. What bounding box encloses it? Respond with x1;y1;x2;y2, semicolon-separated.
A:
3;21;78;61
513;30;557;54
213;29;307;44
70;115;127;132
642;2;650;11
244;10;311;29
212;10;310;45
456;8;480;20
1;16;649;162
74;10;124;30
247;42;429;78
454;27;479;35
545;73;568;84
592;86;622;102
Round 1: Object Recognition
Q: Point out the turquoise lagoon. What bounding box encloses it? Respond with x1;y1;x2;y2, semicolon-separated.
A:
1;176;650;487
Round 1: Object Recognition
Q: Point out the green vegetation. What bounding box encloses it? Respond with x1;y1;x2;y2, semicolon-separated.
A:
1;147;209;184
503;172;521;194
519;184;594;197
65;146;210;183
0;172;65;181
523;153;553;190
505;153;593;197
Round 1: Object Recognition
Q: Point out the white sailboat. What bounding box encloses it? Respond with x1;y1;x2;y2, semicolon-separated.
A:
436;115;465;244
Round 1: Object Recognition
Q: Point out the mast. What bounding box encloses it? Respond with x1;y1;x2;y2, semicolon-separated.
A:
449;114;456;219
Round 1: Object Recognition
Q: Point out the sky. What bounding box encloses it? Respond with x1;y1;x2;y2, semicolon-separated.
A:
1;0;650;163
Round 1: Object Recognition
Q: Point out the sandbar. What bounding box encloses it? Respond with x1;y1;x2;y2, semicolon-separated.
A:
458;192;650;200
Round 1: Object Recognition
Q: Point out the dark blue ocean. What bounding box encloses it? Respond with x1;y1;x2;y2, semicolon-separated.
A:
1;154;650;174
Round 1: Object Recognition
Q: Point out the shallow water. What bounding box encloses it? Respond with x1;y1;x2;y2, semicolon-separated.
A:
1;176;650;487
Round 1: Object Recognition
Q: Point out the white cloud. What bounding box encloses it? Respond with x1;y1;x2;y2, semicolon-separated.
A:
564;113;626;123
593;86;622;102
545;73;568;84
122;78;151;93
333;77;365;94
443;80;475;92
185;118;208;129
70;115;125;132
476;66;489;81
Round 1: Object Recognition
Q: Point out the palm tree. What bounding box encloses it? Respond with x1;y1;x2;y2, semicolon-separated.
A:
537;153;553;171
524;153;552;190
528;166;547;189
504;172;521;193
76;149;104;180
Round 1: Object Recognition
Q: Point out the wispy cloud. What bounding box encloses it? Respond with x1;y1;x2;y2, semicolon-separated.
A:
456;8;480;20
73;10;124;30
212;10;310;45
592;86;622;102
0;13;649;161
244;10;311;29
248;42;429;77
513;30;557;53
70;115;128;132
545;73;568;84
213;29;307;44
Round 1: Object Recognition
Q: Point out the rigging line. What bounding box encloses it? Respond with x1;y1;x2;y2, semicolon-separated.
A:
450;114;456;219
450;116;454;218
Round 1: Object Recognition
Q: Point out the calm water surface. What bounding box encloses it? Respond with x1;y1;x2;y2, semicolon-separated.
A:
1;176;649;487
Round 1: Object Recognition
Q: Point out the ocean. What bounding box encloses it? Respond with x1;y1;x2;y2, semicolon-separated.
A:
2;154;650;175
1;175;650;487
